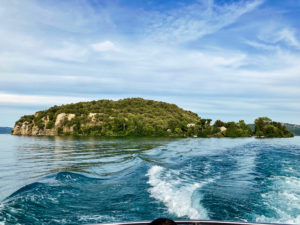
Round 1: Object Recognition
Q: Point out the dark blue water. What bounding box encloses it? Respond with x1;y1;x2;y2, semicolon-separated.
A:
0;135;299;224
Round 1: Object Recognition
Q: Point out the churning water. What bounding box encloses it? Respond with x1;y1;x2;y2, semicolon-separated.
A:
0;135;299;224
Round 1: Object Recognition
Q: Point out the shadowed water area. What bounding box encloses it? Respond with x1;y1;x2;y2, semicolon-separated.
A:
0;135;299;224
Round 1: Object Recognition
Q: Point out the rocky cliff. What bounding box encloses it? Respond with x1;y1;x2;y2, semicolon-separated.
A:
12;98;201;137
12;113;76;136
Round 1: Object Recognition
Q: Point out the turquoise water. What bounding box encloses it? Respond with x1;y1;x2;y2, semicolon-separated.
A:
0;135;299;224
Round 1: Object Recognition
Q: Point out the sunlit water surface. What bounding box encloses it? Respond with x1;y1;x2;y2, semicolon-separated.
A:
0;135;299;224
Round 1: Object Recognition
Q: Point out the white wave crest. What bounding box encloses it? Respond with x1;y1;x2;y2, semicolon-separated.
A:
78;214;114;222
146;165;211;219
256;176;300;224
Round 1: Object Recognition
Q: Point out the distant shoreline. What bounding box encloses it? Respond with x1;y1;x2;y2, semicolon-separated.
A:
4;135;297;140
0;127;12;134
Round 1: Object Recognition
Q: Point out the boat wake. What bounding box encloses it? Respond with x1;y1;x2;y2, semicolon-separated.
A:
1;138;299;224
256;175;300;224
146;165;214;219
0;172;114;225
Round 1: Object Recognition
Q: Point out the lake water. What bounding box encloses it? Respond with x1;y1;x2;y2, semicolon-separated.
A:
0;135;299;224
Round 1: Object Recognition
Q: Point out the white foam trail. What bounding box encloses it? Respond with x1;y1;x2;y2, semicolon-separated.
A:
146;165;210;219
256;176;300;224
78;215;114;222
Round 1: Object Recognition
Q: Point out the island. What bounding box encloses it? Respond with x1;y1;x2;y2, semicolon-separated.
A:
12;98;293;138
254;117;293;138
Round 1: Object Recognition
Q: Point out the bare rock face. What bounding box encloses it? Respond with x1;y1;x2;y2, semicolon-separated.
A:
63;126;74;133
55;113;75;127
32;125;40;136
12;113;76;136
12;122;33;135
12;123;55;136
187;123;195;128
220;126;227;132
85;113;103;127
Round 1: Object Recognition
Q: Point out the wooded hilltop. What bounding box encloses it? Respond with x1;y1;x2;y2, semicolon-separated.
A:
12;98;293;138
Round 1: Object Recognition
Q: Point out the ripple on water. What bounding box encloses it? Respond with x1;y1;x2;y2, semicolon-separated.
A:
0;136;299;224
256;176;300;224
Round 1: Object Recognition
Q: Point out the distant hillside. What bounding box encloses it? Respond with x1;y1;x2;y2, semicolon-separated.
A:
253;117;293;138
0;127;12;134
284;123;300;136
249;122;298;136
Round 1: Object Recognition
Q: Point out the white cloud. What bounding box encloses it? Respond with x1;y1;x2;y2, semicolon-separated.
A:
258;27;300;49
146;0;263;42
0;93;91;106
43;43;88;62
1;0;300;125
275;28;300;48
91;41;118;52
245;40;279;51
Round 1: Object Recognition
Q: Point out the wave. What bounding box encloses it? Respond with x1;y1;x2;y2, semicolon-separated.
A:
7;171;104;199
256;176;300;224
1;138;299;224
146;165;214;219
0;172;114;225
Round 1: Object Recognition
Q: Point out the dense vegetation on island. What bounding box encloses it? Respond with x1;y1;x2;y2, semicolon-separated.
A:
13;98;293;138
254;117;294;138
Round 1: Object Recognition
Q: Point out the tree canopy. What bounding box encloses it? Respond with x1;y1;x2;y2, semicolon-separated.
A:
14;98;294;138
254;117;293;138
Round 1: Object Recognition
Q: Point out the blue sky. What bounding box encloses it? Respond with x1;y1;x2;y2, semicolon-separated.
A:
1;0;300;126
